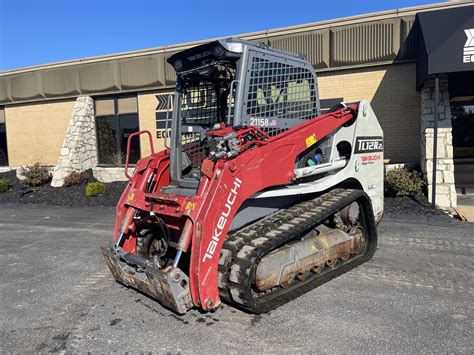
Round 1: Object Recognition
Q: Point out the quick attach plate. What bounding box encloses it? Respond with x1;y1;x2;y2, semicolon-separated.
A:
101;246;193;315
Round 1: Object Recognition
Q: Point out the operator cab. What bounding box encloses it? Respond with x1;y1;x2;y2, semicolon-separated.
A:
163;38;320;195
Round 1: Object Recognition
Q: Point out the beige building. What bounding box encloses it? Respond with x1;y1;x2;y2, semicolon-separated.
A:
0;1;473;207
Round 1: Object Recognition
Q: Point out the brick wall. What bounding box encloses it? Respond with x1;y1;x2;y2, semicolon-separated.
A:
136;63;420;164
138;92;166;156
318;63;420;163
5;100;75;166
3;63;420;168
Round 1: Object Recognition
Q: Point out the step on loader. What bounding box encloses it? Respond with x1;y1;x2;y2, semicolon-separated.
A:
101;38;384;314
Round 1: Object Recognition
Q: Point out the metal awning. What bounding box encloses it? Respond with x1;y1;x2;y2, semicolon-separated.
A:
416;6;474;90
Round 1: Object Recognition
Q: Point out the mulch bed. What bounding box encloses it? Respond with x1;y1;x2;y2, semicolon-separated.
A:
384;192;448;216
0;170;127;207
0;169;449;216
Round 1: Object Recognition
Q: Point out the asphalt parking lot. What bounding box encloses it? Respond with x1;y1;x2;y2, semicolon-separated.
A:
0;204;473;353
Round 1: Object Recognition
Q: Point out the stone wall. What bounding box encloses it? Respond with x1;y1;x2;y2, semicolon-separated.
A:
93;167;129;183
51;96;98;187
420;75;457;208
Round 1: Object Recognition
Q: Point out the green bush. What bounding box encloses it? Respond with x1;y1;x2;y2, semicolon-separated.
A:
21;162;51;186
64;171;90;186
0;178;9;193
385;167;424;197
85;182;106;197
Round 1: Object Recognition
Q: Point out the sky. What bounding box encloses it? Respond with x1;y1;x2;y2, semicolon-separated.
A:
0;0;442;71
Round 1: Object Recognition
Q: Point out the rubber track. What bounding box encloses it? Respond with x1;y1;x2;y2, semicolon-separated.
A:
218;188;378;313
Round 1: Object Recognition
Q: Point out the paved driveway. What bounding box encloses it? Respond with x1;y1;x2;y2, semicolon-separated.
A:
0;204;472;353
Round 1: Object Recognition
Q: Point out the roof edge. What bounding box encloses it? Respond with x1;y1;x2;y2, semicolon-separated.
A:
1;1;471;76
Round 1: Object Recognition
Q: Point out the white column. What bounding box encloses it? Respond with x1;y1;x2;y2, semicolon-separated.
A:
420;75;457;208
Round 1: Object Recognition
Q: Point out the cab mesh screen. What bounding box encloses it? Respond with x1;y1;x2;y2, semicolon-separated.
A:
246;56;317;136
179;64;235;168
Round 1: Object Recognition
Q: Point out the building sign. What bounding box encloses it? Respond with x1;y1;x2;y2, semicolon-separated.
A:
416;6;474;89
464;29;474;63
155;93;174;140
155;92;200;150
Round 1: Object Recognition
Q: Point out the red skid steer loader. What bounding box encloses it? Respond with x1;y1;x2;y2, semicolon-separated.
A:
101;38;384;314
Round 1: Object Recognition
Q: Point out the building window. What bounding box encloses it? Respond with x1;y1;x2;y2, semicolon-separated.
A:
95;96;140;166
0;108;8;166
451;102;474;159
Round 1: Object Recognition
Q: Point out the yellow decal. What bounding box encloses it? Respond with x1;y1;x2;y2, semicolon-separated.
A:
185;201;197;211
305;134;317;148
127;193;135;202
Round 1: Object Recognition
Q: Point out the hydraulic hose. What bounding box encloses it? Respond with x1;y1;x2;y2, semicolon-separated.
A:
139;212;171;258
